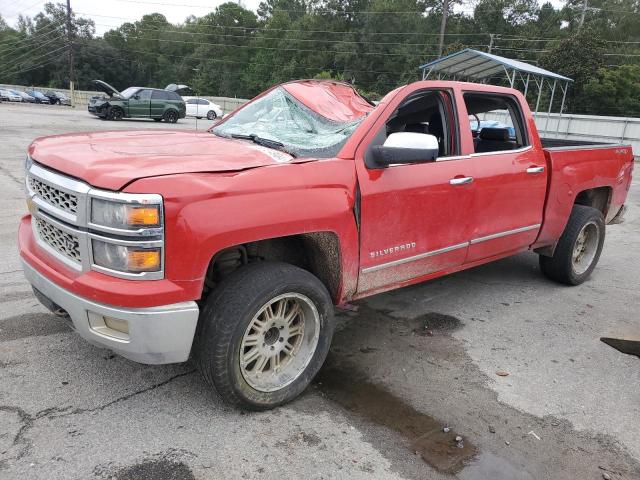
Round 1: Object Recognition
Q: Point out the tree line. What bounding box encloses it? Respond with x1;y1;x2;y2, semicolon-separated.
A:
1;0;639;116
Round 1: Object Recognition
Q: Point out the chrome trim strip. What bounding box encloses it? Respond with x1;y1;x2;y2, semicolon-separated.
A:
362;242;468;274
470;224;541;245
469;145;533;158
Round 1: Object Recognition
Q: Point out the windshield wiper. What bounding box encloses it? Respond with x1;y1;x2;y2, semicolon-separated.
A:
231;133;294;156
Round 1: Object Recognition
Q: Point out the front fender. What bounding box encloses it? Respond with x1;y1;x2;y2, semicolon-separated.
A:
125;158;360;303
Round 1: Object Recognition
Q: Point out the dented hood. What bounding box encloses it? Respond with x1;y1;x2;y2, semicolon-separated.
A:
28;130;297;190
281;80;374;122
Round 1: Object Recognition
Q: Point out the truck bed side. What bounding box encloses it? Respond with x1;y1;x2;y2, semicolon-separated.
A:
534;142;634;248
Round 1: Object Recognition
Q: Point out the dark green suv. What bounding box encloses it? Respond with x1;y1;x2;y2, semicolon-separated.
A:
88;80;186;123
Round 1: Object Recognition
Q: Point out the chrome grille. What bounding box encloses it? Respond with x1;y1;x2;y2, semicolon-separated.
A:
34;217;81;264
28;176;78;215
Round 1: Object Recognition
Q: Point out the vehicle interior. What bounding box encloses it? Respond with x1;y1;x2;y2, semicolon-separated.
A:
463;92;528;153
385;90;455;158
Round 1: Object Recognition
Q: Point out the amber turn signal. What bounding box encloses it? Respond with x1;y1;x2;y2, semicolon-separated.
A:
127;206;160;226
127;249;161;272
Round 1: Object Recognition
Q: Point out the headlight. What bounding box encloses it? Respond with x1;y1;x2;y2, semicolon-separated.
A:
91;198;161;230
92;240;161;273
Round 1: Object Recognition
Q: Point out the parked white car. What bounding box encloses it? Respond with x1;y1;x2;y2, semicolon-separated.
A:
0;89;22;102
184;98;223;120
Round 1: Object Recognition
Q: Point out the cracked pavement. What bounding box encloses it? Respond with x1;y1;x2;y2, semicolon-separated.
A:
1;104;639;479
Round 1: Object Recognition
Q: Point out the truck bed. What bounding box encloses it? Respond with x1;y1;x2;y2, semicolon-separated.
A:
534;142;634;249
541;138;617;150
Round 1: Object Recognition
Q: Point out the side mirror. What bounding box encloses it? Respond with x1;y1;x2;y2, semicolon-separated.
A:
133;94;140;100
371;132;439;167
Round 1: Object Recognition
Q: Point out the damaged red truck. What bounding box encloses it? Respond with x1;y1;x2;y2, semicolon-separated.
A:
20;80;633;409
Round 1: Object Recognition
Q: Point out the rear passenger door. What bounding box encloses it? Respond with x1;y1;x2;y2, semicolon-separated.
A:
462;92;548;263
151;90;170;117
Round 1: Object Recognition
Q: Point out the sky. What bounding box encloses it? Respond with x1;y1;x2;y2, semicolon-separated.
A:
1;0;263;35
2;0;566;36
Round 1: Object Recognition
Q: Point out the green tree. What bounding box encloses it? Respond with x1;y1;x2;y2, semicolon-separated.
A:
540;28;606;113
583;65;640;117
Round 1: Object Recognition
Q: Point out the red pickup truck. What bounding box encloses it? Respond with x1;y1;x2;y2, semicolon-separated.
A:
20;80;633;409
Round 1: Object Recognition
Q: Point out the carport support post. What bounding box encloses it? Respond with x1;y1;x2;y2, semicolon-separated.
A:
544;79;557;133
557;82;568;133
534;77;544;127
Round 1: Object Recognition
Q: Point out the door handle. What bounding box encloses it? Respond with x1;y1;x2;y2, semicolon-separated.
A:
449;176;474;186
526;166;545;174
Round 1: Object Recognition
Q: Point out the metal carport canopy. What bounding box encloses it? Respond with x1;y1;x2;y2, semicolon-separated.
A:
419;48;572;83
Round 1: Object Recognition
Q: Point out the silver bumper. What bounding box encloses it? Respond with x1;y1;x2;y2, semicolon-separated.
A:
22;259;199;364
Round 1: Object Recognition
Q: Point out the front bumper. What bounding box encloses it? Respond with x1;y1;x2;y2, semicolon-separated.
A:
22;258;199;364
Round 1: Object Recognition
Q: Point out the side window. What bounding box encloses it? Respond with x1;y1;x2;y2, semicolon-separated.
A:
151;90;169;100
386;90;456;157
186;98;197;104
463;92;528;154
197;99;208;105
137;89;152;100
168;92;182;101
365;89;457;168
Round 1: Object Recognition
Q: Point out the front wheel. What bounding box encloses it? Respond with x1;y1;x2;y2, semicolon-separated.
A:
206;110;217;120
539;205;605;285
106;106;124;121
195;262;334;410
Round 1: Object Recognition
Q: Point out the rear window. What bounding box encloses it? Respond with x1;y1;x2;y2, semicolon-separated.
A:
167;92;182;101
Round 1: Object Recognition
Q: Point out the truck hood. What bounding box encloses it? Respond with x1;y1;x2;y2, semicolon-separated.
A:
28;130;297;190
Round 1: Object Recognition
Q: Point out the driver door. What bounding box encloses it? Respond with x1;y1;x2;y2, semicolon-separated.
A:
128;89;152;117
355;87;476;296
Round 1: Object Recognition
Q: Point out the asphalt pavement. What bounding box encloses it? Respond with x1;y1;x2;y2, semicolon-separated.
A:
1;102;638;480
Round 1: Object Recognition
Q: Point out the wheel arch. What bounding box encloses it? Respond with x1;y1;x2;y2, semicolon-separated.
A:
202;232;344;304
535;186;611;257
573;186;612;216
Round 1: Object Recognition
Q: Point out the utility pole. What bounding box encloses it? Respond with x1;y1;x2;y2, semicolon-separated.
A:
66;0;75;106
579;0;588;27
438;0;449;58
488;33;494;53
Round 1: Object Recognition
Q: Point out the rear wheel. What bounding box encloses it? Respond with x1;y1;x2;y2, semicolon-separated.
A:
539;205;605;285
206;110;217;120
195;262;334;410
106;106;124;121
163;109;178;123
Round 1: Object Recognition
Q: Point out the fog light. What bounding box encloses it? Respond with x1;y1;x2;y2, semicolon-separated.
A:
88;311;130;341
104;316;129;334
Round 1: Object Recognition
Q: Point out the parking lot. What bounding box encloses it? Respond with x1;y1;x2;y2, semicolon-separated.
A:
0;102;639;480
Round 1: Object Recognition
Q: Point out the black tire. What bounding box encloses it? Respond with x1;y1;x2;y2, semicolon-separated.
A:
153;118;162;122
194;262;335;410
206;110;217;120
539;205;605;285
163;109;178;123
106;106;124;121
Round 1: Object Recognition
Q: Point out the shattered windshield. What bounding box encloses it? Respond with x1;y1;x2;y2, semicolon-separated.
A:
212;87;364;158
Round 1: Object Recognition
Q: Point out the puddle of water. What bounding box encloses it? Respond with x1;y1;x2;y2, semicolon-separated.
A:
458;452;535;480
315;363;476;474
601;337;640;358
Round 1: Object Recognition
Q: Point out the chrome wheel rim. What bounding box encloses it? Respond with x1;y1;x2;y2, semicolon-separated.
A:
239;293;320;393
572;221;599;275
